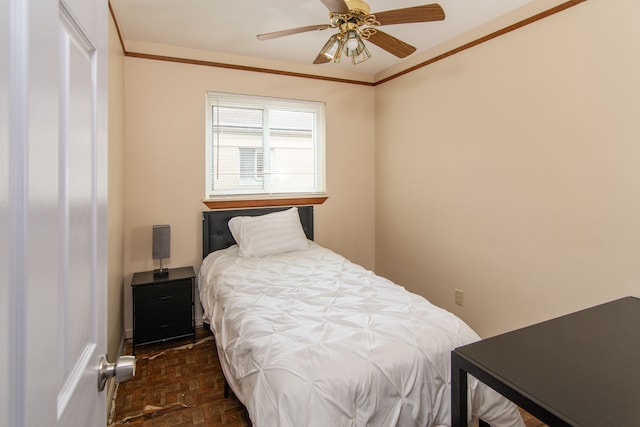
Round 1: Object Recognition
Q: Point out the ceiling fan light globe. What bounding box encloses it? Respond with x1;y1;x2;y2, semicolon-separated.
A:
325;46;339;59
319;34;342;62
351;44;372;64
345;38;359;51
342;29;364;57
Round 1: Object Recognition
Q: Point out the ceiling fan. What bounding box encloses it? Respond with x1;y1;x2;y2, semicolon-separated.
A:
256;0;445;65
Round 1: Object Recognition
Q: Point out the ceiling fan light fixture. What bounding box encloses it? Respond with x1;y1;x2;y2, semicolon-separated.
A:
319;33;342;62
351;43;371;64
342;28;365;58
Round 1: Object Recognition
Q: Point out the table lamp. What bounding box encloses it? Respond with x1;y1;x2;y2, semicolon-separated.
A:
152;224;170;278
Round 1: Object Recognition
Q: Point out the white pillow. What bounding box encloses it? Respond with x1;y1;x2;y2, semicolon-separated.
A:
228;207;309;257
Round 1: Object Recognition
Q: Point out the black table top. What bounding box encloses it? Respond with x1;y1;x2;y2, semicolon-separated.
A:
131;266;196;286
454;296;640;426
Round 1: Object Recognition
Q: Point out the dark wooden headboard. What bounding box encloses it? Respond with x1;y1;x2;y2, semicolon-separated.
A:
202;206;314;259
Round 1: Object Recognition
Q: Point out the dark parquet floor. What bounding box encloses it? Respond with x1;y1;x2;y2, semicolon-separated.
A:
110;327;545;427
109;327;251;426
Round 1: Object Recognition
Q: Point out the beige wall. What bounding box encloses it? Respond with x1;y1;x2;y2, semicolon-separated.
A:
108;14;125;358
375;0;640;338
122;57;376;336
118;0;640;341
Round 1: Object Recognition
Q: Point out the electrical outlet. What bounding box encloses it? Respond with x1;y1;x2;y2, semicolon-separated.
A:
455;288;464;306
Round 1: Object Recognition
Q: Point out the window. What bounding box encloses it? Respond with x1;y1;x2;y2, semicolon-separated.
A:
206;92;326;199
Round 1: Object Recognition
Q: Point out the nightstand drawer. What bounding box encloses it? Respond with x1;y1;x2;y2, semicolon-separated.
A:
134;279;192;313
134;309;193;345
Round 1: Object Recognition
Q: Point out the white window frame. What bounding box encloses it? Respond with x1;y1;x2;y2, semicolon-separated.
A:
205;92;326;200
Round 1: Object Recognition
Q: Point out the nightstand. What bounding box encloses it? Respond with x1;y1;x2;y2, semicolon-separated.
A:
131;266;196;351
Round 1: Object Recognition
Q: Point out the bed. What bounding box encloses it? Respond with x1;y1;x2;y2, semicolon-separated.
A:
199;206;524;427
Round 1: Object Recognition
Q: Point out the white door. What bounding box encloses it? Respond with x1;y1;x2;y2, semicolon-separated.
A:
1;0;108;425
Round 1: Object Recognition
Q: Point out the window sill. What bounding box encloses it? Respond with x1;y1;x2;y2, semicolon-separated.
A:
203;195;328;210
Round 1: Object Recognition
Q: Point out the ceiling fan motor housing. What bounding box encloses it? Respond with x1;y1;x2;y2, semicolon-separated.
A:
344;0;370;16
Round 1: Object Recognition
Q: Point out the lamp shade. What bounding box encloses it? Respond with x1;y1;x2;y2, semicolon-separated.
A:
152;224;170;260
351;43;372;64
319;33;342;62
342;29;363;57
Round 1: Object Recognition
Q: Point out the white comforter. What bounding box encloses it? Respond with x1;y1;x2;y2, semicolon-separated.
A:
199;243;524;427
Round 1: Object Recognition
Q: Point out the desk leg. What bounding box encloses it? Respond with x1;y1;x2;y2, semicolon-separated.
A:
451;352;468;427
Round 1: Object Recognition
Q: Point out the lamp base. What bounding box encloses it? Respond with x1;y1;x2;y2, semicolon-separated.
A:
153;269;169;279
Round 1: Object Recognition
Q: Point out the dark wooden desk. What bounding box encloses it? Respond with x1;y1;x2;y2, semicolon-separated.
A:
452;297;640;426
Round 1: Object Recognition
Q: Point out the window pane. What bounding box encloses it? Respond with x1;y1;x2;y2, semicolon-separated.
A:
206;92;325;198
239;147;263;187
211;106;263;192
268;110;314;192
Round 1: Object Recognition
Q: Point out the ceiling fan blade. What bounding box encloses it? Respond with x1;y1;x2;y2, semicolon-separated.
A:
257;24;331;41
366;30;416;58
319;0;350;14
313;53;332;64
373;4;445;26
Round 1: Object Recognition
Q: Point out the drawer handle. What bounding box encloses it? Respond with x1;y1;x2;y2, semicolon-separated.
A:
156;296;172;301
156;324;171;329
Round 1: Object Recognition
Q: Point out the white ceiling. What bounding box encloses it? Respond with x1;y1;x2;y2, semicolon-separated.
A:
110;0;537;77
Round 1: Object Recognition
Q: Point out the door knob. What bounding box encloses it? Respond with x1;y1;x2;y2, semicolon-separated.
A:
98;354;136;391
